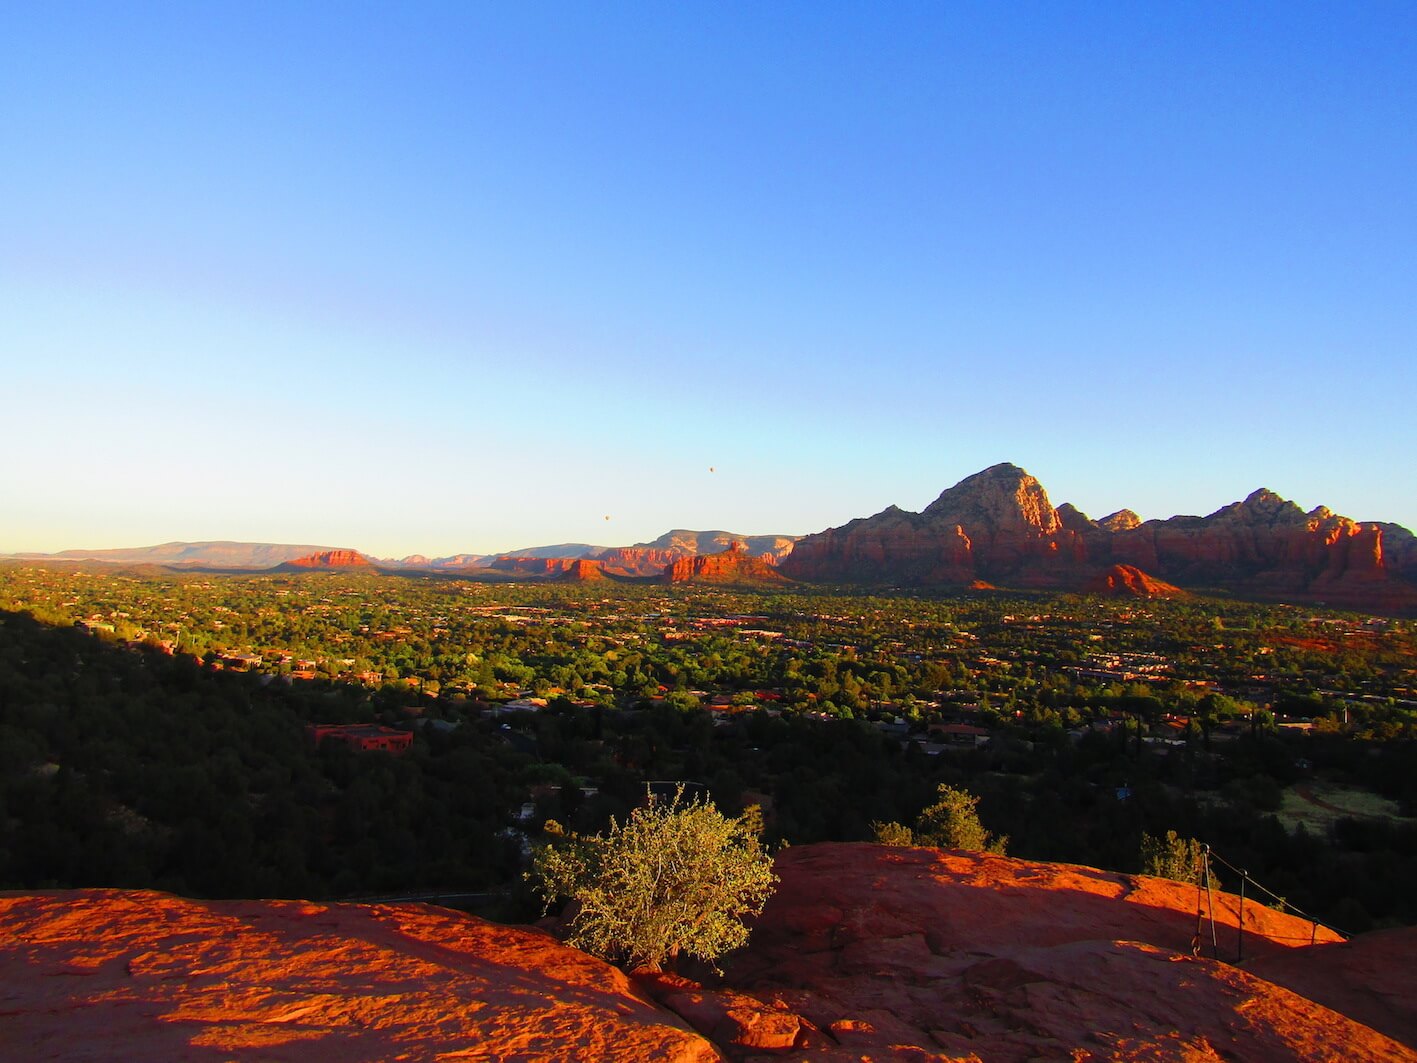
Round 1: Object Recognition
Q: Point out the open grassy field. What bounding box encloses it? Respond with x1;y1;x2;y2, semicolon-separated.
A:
1278;781;1413;833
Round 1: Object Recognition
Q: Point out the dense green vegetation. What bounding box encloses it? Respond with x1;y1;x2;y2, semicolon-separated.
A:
530;789;776;972
1;563;1414;932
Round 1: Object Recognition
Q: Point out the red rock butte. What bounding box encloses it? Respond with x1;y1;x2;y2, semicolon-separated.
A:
780;462;1417;614
4;844;1414;1060
281;549;373;569
665;542;788;584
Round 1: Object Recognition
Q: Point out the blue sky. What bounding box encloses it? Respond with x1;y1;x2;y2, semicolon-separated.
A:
3;2;1414;556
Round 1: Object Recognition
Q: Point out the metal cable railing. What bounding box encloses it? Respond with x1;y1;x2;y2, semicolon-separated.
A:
1191;843;1349;963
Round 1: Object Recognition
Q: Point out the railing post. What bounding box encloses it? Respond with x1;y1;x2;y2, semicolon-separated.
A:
1237;872;1246;963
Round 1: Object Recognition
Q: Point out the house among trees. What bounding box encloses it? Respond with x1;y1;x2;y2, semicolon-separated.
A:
305;723;413;754
929;722;992;748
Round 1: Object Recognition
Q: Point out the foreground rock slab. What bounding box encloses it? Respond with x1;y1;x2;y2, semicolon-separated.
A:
720;843;1414;1061
0;889;720;1062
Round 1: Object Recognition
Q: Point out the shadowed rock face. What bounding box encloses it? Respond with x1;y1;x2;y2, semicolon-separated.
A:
1245;926;1417;1051
781;464;1417;612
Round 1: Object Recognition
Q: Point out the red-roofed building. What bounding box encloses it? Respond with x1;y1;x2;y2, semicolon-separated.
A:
305;723;413;754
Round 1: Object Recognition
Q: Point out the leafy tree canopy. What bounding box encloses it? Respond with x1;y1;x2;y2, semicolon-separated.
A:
530;787;777;972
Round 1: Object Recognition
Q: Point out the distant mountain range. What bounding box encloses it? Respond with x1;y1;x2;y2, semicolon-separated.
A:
7;466;1415;611
3;530;799;581
5;541;345;569
378;529;800;577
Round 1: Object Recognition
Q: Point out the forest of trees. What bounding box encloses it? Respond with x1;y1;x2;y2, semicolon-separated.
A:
1;564;1414;932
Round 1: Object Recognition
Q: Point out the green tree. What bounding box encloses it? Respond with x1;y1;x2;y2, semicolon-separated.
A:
913;784;1007;854
871;820;915;846
529;787;777;972
1140;830;1210;886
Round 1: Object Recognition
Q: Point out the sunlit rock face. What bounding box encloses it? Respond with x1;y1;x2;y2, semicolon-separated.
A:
1084;563;1188;598
0;890;720;1062
781;463;1417;612
4;847;1414;1061
717;843;1412;1062
664;542;787;583
281;549;373;569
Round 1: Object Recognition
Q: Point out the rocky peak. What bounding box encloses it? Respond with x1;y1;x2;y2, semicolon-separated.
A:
1211;489;1310;527
922;462;1061;535
1055;503;1096;532
1099;508;1142;532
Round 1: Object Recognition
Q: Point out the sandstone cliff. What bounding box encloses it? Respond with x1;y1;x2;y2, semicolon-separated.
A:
278;549;374;570
664;542;788;584
781;463;1417;613
556;558;607;582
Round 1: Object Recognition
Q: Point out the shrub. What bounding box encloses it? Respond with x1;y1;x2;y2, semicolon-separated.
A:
913;784;1008;854
1139;830;1216;887
529;787;777;972
871;820;915;846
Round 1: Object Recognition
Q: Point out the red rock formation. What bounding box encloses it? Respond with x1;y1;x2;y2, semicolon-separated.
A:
1085;564;1188;598
0;890;720;1062
781;464;1417;613
557;558;607;581
664;542;788;584
596;547;685;577
1099;508;1142;532
484;556;580;577
281;549;373;569
5;848;1413;1061
1111;490;1415;611
596;533;797;578
781;464;1088;587
1246;926;1417;1050
716;843;1412;1061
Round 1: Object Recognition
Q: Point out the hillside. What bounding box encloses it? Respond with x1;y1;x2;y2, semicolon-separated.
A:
5;844;1412;1061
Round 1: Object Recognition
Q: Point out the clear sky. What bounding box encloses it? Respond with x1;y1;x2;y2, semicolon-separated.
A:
3;2;1414;557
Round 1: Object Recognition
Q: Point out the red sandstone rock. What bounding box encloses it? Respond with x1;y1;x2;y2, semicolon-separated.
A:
485;555;581;577
718;843;1411;1061
1245;926;1417;1051
780;464;1090;588
1099;508;1142;532
557;558;607;581
636;972;807;1054
665;542;788;584
4;848;1412;1062
1085;563;1188;598
596;546;686;577
281;549;373;569
0;890;721;1062
780;465;1417;613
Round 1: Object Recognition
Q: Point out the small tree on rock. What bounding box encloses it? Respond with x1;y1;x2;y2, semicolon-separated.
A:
913;784;1008;854
1140;830;1214;886
529;787;777;972
871;820;915;846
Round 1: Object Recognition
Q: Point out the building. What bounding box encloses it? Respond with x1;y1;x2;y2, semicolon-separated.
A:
305;723;413;754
